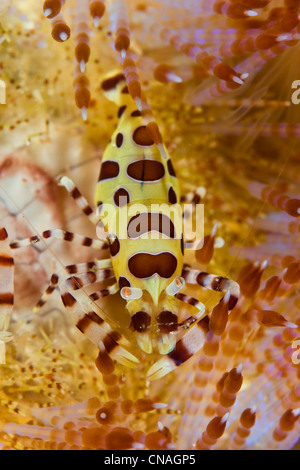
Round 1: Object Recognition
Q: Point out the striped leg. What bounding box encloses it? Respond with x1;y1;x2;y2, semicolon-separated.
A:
33;272;60;311
60;283;139;368
64;268;115;292
10;229;106;250
181;186;206;237
0;228;14;364
155;292;206;357
34;259;113;311
57;176;115;243
147;317;209;380
181;187;206;251
182;267;240;310
175;292;206;328
72;282;135;350
88;283;119;303
180;186;206;206
57;176;99;225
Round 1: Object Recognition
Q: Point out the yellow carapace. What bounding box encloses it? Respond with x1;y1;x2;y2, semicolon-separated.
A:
95;72;186;355
2;72;240;380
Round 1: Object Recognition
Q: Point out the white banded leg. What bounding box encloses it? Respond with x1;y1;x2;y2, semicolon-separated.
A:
182;267;240;310
60;283;139;368
175;292;206;328
88;283;119;303
10;229;106;250
57;175;99;225
181;188;206;251
64;268;115;291
147;318;208;381
0;228;14;363
34;259;113;311
57;176;99;225
181;186;206;232
74;282;134;349
154;289;206;356
180;186;206;206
